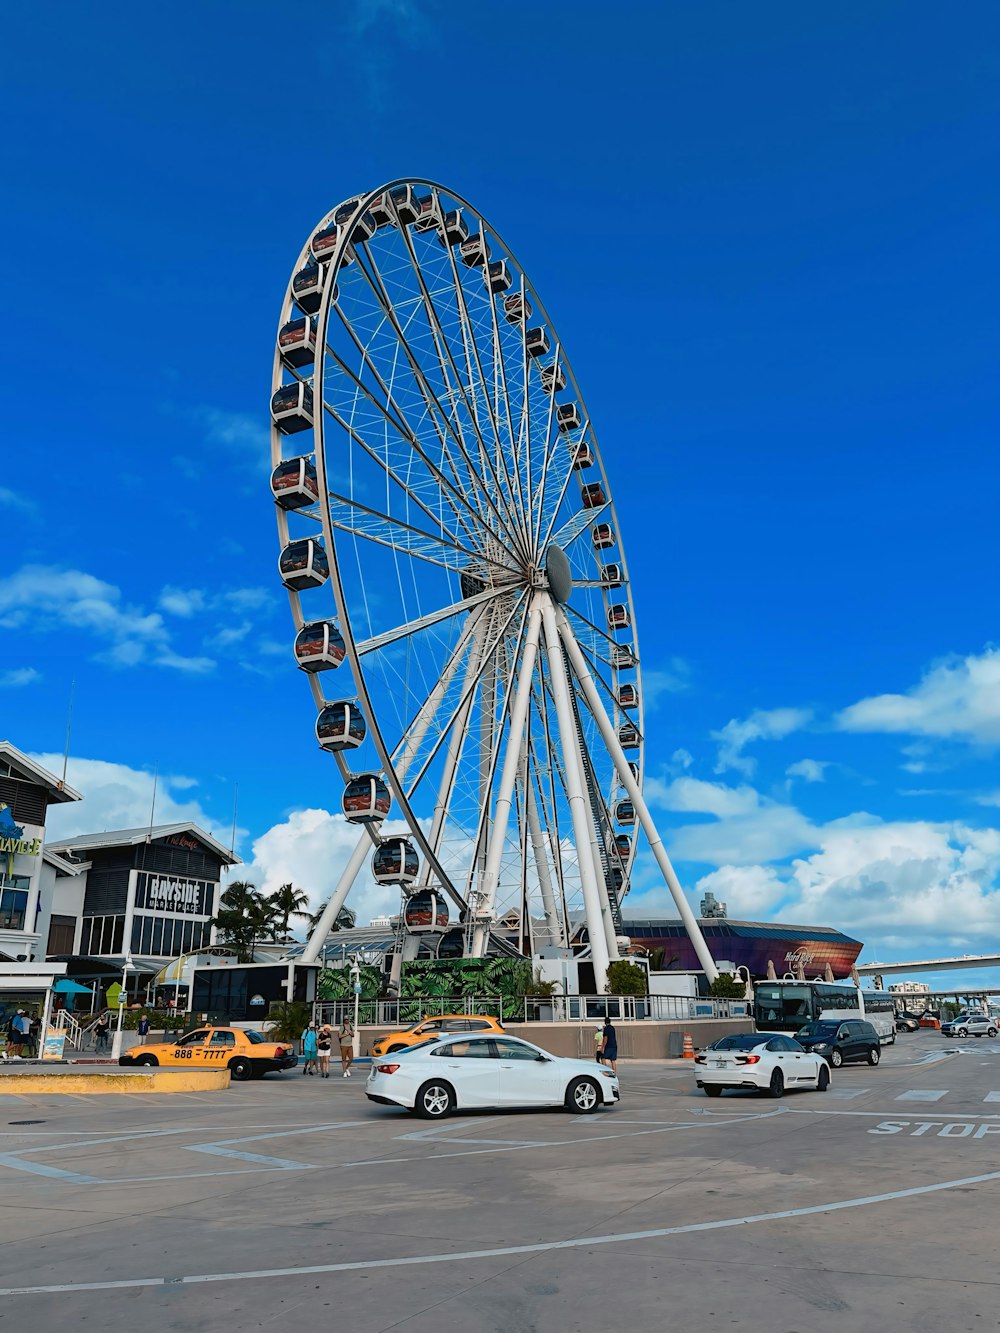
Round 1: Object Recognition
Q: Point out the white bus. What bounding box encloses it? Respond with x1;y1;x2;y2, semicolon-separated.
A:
753;981;897;1044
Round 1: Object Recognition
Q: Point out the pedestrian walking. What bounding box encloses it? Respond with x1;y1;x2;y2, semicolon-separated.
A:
594;1024;604;1063
94;1016;110;1053
316;1023;333;1078
137;1014;150;1045
301;1021;318;1076
338;1016;355;1077
600;1016;618;1074
5;1011;26;1058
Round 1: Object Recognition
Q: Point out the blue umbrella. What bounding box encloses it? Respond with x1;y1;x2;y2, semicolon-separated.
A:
52;979;93;995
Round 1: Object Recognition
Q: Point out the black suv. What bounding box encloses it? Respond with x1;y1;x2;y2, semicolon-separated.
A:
795;1019;881;1068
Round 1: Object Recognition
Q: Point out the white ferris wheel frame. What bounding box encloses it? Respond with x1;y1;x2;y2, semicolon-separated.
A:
269;177;719;989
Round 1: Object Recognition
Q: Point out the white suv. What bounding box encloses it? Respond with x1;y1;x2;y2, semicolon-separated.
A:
941;1014;998;1038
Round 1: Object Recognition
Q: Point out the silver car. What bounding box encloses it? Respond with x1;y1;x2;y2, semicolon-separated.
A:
941;1014;998;1038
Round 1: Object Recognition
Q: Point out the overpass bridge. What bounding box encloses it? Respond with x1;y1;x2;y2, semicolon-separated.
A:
855;954;1000;977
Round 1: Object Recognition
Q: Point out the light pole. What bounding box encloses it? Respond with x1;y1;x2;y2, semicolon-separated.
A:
736;966;754;1005
110;951;135;1061
350;956;361;1058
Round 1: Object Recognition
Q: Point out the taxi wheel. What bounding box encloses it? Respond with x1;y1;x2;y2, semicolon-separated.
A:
135;1054;157;1067
228;1057;253;1082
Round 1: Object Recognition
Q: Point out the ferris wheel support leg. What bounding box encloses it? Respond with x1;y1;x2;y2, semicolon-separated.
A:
300;833;372;965
555;607;720;983
471;594;546;958
540;596;611;993
522;747;563;949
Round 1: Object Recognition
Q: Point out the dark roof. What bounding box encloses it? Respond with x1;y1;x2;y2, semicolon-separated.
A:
618;918;863;946
47;823;240;865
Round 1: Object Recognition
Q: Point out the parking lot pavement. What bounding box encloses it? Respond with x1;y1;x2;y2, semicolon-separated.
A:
1;1031;999;1331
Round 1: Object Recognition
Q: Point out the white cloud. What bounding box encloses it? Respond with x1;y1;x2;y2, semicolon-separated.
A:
0;487;37;516
0;667;40;688
694;864;787;919
671;800;820;868
0;565;215;674
712;706;813;776
158;587;207;618
641;660;691;708
33;753;232;844
243;808;411;929
837;647;1000;745
786;758;828;783
196;407;270;469
648;776;760;819
977;792;1000;808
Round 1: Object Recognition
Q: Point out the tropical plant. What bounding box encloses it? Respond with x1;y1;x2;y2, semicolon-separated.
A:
606;959;648;996
709;972;747;999
523;970;558;997
307;899;358;933
265;1001;313;1046
270;883;310;938
211;880;282;961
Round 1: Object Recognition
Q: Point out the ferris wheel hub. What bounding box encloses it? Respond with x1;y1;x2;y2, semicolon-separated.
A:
544;544;574;605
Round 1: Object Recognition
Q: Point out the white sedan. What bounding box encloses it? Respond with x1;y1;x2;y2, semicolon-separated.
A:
694;1033;831;1098
366;1032;620;1118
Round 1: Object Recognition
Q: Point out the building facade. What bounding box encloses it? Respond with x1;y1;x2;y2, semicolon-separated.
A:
42;825;240;983
0;742;82;963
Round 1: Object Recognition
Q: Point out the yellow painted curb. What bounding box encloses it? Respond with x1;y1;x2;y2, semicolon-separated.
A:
0;1070;231;1094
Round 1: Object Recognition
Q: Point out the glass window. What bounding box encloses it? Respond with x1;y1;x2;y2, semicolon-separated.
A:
181;920;194;954
151;918;164;955
177;1029;208;1046
0;889;28;930
141;916;153;954
438;1039;497;1058
209;1031;236;1047
243;1030;265;1045
112;917;124;952
493;1038;540;1061
443;1019;468;1031
710;1034;769;1052
467;1020;492;1031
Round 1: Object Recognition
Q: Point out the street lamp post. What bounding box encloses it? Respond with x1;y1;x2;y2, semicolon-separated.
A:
110;951;135;1061
350;956;361;1058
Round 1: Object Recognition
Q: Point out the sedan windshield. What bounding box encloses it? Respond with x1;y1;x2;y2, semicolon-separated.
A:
709;1034;767;1051
796;1022;838;1039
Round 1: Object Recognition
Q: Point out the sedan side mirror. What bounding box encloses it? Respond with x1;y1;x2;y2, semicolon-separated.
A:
534;1054;549;1062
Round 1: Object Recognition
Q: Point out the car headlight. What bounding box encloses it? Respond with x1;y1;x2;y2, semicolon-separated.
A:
600;1070;616;1079
815;1043;832;1051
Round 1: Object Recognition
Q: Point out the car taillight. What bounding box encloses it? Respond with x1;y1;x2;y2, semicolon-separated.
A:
274;1046;285;1057
735;1054;761;1064
376;1063;399;1074
694;1055;706;1064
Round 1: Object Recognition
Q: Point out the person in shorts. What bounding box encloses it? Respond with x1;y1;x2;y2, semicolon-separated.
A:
339;1017;355;1078
600;1017;618;1074
316;1024;333;1078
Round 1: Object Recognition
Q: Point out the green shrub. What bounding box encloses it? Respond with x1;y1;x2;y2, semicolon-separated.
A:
606;960;648;996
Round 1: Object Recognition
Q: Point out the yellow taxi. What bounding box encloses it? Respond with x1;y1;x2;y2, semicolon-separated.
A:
118;1025;297;1081
371;1014;503;1058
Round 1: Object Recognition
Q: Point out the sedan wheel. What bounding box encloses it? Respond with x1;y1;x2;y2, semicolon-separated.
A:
768;1069;784;1099
867;1046;881;1066
566;1077;602;1114
990;1028;998;1038
414;1081;454;1120
956;1028;968;1038
703;1085;723;1098
830;1049;844;1068
817;1065;830;1092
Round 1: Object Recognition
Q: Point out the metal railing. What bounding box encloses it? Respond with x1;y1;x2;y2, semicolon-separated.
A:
313;994;749;1026
314;995;506;1028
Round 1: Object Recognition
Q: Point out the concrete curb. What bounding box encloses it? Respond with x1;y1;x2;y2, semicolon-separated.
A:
0;1069;231;1094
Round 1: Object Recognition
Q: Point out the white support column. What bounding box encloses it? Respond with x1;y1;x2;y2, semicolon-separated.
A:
540;596;610;993
472;593;546;957
555;606;720;983
521;746;563;948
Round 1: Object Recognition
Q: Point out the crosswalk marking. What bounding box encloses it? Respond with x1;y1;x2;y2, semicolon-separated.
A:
895;1089;949;1102
983;1092;1000;1102
827;1088;870;1100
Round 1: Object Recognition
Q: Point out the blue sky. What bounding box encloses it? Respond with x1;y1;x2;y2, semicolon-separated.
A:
2;2;999;984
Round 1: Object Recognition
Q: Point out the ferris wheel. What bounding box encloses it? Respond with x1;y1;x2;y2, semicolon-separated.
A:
269;179;717;990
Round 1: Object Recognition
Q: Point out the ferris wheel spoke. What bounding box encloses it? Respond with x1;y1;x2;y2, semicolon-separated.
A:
537;410;594;558
351;240;528;558
319;330;487;555
434;223;533;560
354;585;512;659
321;490;520;580
546;505;602;557
401;590;530;805
482;258;531;553
529;378;568;556
391;208;531;558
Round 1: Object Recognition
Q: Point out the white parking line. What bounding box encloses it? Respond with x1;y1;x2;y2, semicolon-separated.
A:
5;1165;1000;1297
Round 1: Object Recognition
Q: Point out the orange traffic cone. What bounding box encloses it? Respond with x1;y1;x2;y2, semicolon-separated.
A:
681;1031;695;1059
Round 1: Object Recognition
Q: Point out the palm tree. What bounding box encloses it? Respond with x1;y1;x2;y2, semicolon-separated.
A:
270;883;310;938
307;900;357;933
